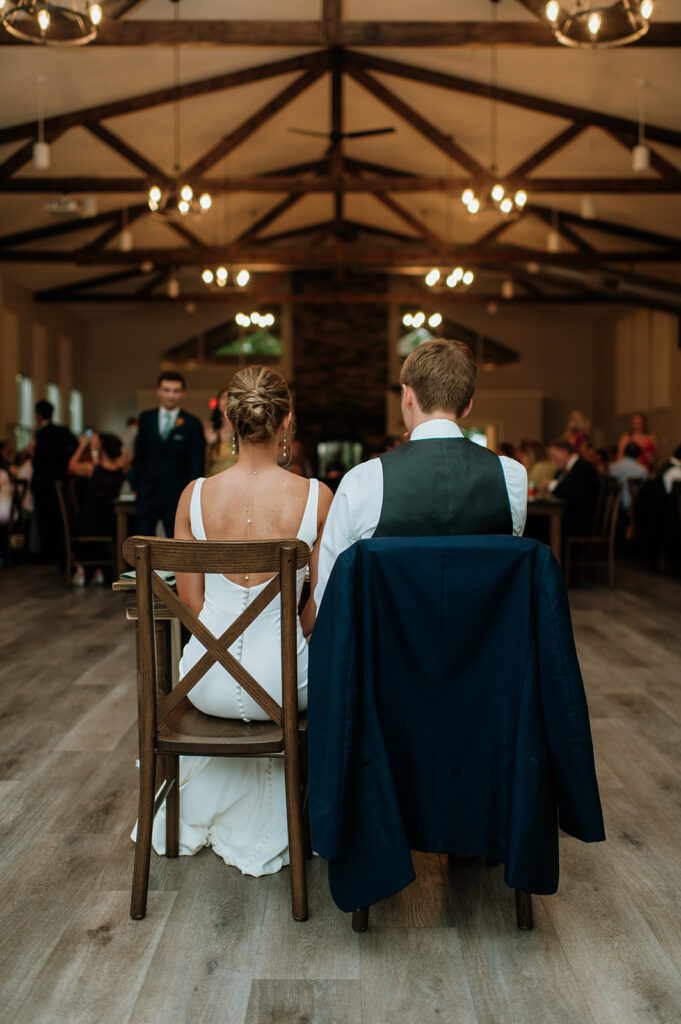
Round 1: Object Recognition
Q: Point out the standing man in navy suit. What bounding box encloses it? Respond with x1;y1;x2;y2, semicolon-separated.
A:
131;371;205;537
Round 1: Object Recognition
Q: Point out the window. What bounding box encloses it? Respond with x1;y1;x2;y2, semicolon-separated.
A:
15;373;33;450
69;388;83;435
46;382;61;423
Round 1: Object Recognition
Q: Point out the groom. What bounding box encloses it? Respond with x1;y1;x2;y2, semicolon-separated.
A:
314;338;527;606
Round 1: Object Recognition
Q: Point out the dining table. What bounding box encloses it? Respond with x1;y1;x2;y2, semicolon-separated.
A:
526;496;565;567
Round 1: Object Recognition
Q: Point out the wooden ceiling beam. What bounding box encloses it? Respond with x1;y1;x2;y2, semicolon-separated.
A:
507;123;585;178
2;21;679;46
163;220;211;250
186;62;328;177
527;202;681;249
346;64;486;176
0;202;147;248
371;193;450;254
7;243;679;267
85;122;166;179
113;0;150;19
323;0;342;47
532;208;595;253
34;267;145;301
346;50;681;150
234;194;306;245
3;174;681;194
134;268;170;297
0;51;326;147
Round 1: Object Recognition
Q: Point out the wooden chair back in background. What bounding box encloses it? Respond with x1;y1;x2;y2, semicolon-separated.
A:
123;535;311;923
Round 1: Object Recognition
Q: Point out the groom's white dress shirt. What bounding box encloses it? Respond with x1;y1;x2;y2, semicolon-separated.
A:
314;419;528;607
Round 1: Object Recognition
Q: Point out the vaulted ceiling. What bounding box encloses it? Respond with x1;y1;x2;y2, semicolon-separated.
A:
1;0;680;314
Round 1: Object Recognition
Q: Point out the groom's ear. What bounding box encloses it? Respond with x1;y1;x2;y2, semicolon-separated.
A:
459;398;474;421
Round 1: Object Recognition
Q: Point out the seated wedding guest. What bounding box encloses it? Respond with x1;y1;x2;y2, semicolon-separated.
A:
204;386;237;477
32;399;77;563
314;338;527;608
545;439;600;537
617;412;659;469
136;366;333;876
67;431;128;585
609;443;648;511
130;371;205;537
517;440;555;492
662;444;681;494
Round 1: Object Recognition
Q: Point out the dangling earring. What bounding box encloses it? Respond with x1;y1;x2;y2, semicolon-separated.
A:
231;432;238;457
282;431;291;468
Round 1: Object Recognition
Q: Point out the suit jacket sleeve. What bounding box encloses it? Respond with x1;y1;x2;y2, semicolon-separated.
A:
308;547;360;860
535;547;606;842
129;411;149;492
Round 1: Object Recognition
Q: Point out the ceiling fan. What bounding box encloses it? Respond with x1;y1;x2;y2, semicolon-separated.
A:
288;126;396;146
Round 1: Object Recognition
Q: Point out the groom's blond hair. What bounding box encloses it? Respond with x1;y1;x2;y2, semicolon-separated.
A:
400;339;477;417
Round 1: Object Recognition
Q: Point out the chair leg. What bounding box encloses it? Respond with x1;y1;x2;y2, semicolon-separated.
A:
283;750;308;922
515;889;533;930
131;744;156;920
164;755;179;858
352;907;369;932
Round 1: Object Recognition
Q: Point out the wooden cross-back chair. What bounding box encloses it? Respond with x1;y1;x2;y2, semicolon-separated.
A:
123;535;311;923
55;478;115;584
564;478;622;587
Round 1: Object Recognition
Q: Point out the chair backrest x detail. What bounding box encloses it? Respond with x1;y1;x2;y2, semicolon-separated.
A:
122;536;310;731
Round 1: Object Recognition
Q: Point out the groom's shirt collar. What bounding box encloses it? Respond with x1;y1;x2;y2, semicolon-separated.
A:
410;419;463;441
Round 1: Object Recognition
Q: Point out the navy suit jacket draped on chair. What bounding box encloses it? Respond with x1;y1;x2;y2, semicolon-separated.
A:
308;536;605;913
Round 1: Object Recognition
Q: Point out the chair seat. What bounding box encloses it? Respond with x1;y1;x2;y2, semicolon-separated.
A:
157;697;307;756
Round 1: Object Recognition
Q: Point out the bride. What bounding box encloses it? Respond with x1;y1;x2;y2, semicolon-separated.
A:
146;366;332;876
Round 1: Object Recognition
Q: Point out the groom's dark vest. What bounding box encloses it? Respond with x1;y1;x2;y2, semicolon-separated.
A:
374;437;512;537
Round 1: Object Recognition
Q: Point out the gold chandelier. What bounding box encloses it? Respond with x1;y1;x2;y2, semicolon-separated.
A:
545;1;653;48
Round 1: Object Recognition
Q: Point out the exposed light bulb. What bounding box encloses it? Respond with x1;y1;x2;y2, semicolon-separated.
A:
180;184;193;203
412;312;426;328
491;184;505;202
250;312;260;324
403;313;414;326
425;268;441;287
545;1;560;22
640;0;653;19
236;269;250;287
202;269;214;285
587;11;601;35
500;197;513;214
216;266;228;282
177;199;190;215
264;314;275;327
235;313;250;327
428;313;442;328
467;198;480;215
216;277;226;288
632;143;650;173
462;271;474;286
446;273;457;288
462;188;474;206
453;267;464;282
514;190;527;208
89;3;103;25
37;8;50;31
199;192;212;211
149;186;162;204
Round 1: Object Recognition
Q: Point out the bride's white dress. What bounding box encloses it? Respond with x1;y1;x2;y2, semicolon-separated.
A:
147;475;319;876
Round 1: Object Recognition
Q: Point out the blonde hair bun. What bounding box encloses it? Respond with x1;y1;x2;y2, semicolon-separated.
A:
226;366;291;444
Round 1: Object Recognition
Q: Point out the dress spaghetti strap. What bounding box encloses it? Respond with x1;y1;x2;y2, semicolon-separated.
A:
189;478;207;540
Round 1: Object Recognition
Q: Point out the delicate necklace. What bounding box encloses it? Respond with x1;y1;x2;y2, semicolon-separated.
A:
244;469;257;583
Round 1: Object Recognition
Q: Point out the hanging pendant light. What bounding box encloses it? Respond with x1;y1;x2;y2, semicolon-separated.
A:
632;79;651;174
147;1;211;218
32;76;50;169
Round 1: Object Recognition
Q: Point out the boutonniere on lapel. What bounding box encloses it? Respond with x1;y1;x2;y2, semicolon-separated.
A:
176;418;185;428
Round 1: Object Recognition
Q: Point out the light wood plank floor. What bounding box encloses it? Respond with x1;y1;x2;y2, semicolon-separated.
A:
0;565;680;1024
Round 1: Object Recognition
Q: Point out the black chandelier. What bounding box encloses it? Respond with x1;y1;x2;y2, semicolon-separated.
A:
545;1;653;48
0;1;102;45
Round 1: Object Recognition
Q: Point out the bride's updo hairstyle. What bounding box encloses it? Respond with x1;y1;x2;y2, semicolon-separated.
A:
226;366;292;444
